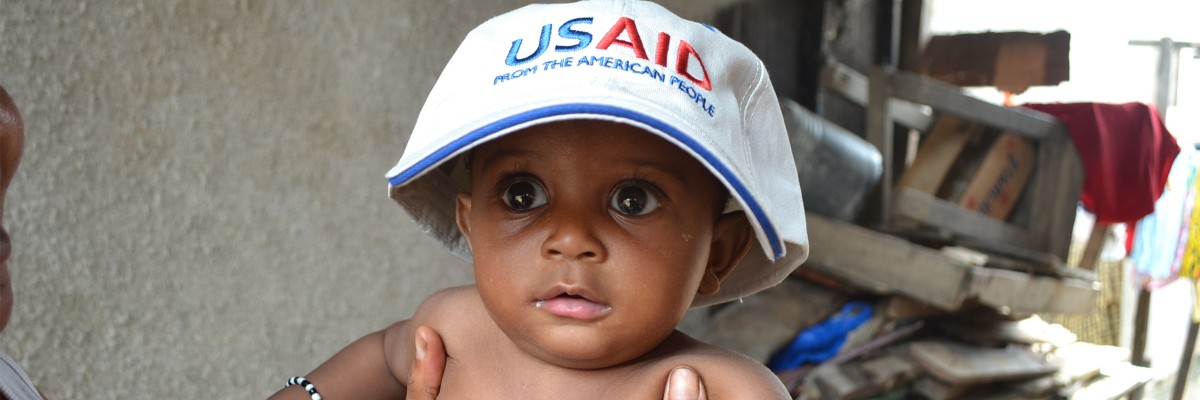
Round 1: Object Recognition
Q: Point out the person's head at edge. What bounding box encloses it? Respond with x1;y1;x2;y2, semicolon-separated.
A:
0;85;25;332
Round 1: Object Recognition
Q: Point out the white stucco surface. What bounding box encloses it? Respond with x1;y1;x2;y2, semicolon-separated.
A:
0;1;738;398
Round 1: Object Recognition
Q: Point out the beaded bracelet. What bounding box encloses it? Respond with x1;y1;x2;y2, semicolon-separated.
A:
286;376;322;400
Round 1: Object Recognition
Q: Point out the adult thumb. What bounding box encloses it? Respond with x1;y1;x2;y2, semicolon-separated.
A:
665;366;708;400
406;325;446;399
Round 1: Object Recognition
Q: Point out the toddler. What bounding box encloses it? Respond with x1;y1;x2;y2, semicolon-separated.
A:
272;1;808;398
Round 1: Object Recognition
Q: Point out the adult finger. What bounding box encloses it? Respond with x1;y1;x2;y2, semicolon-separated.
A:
664;366;708;400
406;325;446;400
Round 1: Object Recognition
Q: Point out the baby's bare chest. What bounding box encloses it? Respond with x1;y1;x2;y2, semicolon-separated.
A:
420;288;703;398
437;356;675;399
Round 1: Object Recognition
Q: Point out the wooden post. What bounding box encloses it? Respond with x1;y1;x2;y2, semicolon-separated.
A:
1130;286;1153;400
1171;280;1199;400
1079;223;1110;271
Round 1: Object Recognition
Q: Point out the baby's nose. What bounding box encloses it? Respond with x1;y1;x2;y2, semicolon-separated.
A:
540;211;607;263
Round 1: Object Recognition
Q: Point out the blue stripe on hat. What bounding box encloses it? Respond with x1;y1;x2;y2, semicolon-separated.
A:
388;103;784;260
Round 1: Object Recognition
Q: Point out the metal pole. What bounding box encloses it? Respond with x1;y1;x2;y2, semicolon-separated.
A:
1128;38;1200;116
1123;38;1199;400
1153;38;1178;113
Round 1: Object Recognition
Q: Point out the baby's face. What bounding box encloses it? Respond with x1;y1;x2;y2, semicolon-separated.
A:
457;120;728;369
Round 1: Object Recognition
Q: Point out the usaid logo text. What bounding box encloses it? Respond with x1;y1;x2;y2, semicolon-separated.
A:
497;16;718;117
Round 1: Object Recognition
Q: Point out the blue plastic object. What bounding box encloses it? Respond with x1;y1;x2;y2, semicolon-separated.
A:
767;300;874;372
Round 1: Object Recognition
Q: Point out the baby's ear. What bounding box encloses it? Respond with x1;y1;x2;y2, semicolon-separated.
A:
698;211;754;295
455;192;474;243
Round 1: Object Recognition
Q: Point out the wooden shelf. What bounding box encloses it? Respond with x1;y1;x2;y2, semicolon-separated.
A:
824;64;1084;266
802;213;1099;314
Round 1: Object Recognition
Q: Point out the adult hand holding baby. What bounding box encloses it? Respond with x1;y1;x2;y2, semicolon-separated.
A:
405;325;709;400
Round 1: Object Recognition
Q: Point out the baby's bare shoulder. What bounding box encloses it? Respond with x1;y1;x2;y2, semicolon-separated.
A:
381;285;491;382
407;285;489;336
415;285;479;314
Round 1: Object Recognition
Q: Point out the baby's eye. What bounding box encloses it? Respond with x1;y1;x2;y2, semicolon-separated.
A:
610;183;660;216
502;179;547;211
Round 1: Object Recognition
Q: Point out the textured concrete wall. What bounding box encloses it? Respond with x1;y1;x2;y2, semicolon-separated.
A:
0;1;739;398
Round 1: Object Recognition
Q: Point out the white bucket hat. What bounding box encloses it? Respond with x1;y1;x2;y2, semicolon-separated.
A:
386;0;808;307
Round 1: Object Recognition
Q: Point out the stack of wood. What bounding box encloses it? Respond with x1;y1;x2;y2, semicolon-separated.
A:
794;310;1149;399
695;279;1150;400
795;310;1065;399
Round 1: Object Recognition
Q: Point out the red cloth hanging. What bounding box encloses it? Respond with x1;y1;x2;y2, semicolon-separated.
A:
1023;102;1179;225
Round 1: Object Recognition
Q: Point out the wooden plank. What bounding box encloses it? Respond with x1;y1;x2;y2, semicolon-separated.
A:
967;267;1099;314
936;317;1071;347
1052;342;1131;385
1006;375;1061;398
892;188;1038;249
1042;277;1102;314
804;213;972;310
806;364;873;400
822;62;933;130
1070;362;1154;400
807;212;1099;314
954;236;1063;272
888;70;1062;140
912;376;973;400
1077;223;1110;271
910;340;1057;385
1026;123;1083;261
822;61;870;105
867;67;898;224
966;267;1055;313
801;354;921;400
882;296;946;319
1129;287;1153;400
1171;314;1199;399
859;355;920;387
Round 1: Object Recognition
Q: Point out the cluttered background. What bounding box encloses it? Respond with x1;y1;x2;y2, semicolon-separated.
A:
1;0;1197;399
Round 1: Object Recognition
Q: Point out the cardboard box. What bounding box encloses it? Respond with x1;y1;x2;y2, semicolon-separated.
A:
898;114;984;195
956;132;1036;221
920;31;1070;94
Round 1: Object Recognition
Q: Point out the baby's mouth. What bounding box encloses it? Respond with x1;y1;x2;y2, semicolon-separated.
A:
534;291;612;321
